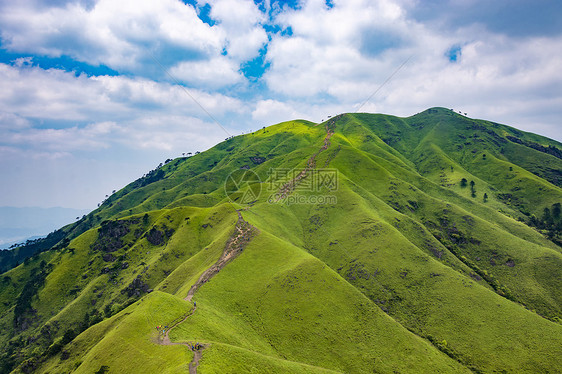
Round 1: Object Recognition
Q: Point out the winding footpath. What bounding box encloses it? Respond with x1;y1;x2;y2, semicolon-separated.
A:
157;211;258;373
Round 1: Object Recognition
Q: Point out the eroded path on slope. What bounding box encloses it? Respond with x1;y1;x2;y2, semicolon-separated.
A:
185;211;258;301
159;119;338;370
276;116;341;201
157;211;258;373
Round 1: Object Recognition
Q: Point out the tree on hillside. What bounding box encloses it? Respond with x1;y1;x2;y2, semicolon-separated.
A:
460;178;468;187
483;193;488;202
470;180;476;198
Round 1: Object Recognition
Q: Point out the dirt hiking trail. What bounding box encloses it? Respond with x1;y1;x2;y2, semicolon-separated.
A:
276;116;340;201
158;211;258;373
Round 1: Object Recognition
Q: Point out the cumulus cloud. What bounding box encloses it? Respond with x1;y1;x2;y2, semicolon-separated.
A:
116;115;224;151
0;0;219;68
205;0;268;61
252;98;353;127
170;56;244;88
264;0;414;99
0;0;267;87
0;62;246;122
252;99;305;125
374;32;562;134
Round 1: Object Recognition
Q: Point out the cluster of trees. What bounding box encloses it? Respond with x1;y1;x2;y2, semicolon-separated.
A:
5;289;106;372
460;178;488;202
97;152;207;208
529;203;562;243
8;236;43;250
135;167;165;188
0;230;66;273
13;260;52;330
460;178;476;197
97;189;118;208
450;109;467;116
506;136;562;160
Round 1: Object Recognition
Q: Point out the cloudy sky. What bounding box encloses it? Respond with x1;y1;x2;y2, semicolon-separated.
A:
1;0;561;210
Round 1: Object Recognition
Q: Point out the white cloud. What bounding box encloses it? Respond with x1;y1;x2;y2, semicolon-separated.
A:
377;32;562;128
0;112;31;130
206;0;268;61
170;56;244;88
116;115;223;152
3;125;111;151
0;0;222;70
264;0;414;99
0;110;226;208
252;99;305;125
251;98;354;127
0;0;268;87
0;62;246;123
12;56;33;68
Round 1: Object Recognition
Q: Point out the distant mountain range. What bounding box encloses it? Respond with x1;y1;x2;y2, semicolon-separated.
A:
1;108;561;373
0;207;90;249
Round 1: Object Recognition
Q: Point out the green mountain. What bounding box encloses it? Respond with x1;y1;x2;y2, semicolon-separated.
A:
1;107;561;373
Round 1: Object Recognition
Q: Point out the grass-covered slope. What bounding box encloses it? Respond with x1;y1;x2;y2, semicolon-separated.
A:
40;291;194;374
170;231;468;373
1;108;561;373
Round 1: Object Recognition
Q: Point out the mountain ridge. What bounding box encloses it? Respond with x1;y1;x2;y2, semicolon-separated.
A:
1;107;561;373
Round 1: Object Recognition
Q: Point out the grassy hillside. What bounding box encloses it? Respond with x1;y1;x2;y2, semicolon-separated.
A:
1;108;561;373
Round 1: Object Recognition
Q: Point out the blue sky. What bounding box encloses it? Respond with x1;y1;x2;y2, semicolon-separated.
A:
1;0;561;210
